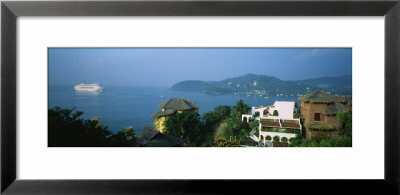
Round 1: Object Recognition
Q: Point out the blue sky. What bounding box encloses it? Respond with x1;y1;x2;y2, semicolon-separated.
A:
48;48;352;87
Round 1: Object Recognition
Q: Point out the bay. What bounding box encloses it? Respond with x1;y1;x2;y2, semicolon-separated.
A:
48;86;299;134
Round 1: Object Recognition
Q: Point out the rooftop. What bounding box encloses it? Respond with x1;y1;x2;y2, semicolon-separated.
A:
323;102;349;115
152;108;175;119
298;90;346;103
158;98;199;110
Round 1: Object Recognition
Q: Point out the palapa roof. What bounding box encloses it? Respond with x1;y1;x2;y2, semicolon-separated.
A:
323;102;349;115
298;90;346;103
152;98;199;119
306;121;335;130
138;126;185;147
151;108;176;119
158;98;199;110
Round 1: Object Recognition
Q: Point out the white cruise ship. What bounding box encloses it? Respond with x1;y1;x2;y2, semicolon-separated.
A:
74;83;103;92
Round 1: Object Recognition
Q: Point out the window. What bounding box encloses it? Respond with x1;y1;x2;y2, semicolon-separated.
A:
314;113;321;121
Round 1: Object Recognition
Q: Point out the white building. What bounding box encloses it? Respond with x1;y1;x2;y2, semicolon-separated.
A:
241;101;301;146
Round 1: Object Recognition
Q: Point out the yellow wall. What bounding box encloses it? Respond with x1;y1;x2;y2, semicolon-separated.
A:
153;116;166;133
153;109;199;134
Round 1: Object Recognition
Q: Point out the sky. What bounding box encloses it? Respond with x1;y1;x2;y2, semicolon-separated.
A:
48;48;352;87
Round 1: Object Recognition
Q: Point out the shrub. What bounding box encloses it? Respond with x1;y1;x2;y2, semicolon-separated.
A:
164;110;202;146
48;106;138;147
281;137;288;143
213;136;240;147
273;135;280;142
266;135;272;141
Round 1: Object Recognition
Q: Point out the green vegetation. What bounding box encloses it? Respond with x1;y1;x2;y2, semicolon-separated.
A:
249;120;259;131
48;106;139;147
289;111;352;147
289;135;351;147
261;127;280;132
261;127;300;134
284;129;301;134
273;110;279;116
163;110;202;147
231;99;251;119
213;137;240;147
199;105;232;146
195;99;252;146
49;98;351;147
171;74;352;96
273;136;280;142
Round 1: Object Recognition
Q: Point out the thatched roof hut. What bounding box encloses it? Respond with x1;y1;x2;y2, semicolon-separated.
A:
151;108;175;119
158;98;199;110
152;98;199;119
138;126;184;147
298;90;346;103
323;102;349;115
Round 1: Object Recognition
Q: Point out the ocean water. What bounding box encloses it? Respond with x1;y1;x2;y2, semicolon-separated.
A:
48;86;299;134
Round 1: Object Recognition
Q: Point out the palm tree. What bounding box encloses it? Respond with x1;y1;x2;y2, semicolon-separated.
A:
231;99;251;119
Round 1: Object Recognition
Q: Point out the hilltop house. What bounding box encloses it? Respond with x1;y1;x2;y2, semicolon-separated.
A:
152;98;199;133
298;90;351;139
242;101;301;146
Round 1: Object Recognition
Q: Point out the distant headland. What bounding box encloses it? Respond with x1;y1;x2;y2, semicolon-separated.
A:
170;74;352;96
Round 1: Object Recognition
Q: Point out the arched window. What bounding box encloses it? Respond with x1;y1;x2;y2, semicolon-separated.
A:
273;110;279;116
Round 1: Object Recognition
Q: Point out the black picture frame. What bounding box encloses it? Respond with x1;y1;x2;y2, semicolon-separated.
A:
1;0;400;194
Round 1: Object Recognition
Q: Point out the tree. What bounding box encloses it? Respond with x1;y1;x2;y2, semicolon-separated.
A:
231;99;251;119
164;110;202;146
203;105;232;124
288;134;351;147
273;110;279;116
240;129;248;139
281;137;288;143
222;118;247;138
213;105;232;118
337;111;352;137
48;106;138;147
273;135;280;142
110;126;138;146
249;120;259;131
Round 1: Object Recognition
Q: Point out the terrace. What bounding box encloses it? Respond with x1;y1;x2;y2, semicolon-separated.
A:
261;119;280;127
281;119;301;129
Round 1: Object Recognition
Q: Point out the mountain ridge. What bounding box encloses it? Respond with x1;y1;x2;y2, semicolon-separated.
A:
171;74;351;96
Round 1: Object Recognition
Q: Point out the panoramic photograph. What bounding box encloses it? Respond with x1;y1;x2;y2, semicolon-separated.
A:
48;48;352;147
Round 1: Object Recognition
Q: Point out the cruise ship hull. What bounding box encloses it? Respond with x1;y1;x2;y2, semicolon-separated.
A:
74;83;103;92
